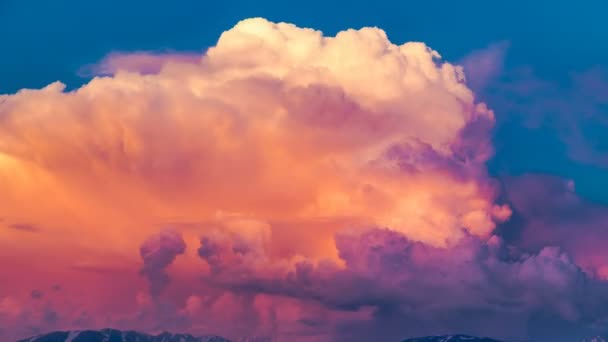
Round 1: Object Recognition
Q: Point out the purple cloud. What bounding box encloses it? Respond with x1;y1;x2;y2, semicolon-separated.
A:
503;174;608;279
196;227;608;341
140;230;186;296
7;223;39;232
460;41;510;92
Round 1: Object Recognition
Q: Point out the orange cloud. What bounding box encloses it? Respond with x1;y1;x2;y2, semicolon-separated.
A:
0;18;510;340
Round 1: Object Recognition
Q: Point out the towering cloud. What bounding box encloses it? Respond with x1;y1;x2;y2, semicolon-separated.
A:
0;17;605;342
0;18;508;252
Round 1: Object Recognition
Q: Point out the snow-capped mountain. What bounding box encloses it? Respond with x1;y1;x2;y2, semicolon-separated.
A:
402;335;504;342
580;337;607;342
14;331;508;342
19;330;607;342
17;329;231;342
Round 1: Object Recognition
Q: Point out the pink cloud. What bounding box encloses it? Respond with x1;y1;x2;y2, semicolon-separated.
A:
3;17;606;342
195;226;608;341
80;51;201;76
504;174;608;280
140;230;187;296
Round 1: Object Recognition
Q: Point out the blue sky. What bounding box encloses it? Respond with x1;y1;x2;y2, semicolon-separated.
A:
1;0;607;202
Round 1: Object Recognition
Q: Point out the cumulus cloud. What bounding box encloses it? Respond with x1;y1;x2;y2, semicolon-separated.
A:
140;230;186;296
196;226;608;341
4;17;606;342
503;174;608;280
0;18;508;255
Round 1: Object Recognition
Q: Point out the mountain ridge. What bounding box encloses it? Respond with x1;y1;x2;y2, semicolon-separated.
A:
16;329;608;342
401;335;504;342
17;328;232;342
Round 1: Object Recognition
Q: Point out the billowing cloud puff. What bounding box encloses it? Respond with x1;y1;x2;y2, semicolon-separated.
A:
196;226;608;341
503;174;608;280
0;17;508;255
140;230;186;296
5;17;606;342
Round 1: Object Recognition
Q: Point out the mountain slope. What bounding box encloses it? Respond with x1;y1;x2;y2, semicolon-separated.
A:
22;330;607;342
17;328;231;342
402;335;504;342
581;337;607;342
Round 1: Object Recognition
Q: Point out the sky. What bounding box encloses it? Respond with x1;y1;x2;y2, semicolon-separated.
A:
1;1;608;341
